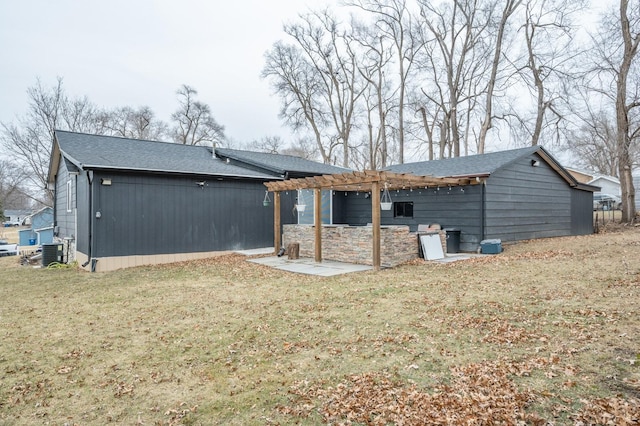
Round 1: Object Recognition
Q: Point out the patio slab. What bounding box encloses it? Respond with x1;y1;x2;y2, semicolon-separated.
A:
248;256;373;276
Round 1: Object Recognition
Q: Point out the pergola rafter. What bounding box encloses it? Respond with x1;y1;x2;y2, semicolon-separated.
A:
265;170;487;270
265;170;483;192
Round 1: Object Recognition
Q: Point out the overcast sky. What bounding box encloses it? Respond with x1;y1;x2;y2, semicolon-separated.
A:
0;0;336;145
0;0;614;158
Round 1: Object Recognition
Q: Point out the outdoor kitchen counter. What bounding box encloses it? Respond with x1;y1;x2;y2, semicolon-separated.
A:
282;224;418;267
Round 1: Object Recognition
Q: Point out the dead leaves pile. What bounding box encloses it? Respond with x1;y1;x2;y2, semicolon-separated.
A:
280;360;542;425
574;397;640;425
461;249;575;266
279;357;640;424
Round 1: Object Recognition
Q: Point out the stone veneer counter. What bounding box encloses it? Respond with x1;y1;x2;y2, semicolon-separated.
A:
283;224;418;267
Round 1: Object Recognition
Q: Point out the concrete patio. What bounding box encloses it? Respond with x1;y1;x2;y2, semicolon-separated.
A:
236;247;487;276
247;255;373;276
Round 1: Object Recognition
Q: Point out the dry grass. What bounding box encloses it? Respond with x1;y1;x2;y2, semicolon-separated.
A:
0;227;639;424
0;225;20;244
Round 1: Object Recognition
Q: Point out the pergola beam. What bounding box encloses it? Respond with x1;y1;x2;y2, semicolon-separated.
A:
264;170;487;270
264;171;483;192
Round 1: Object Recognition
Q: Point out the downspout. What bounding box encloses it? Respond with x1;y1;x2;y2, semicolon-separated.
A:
81;171;94;270
73;173;78;263
480;181;486;242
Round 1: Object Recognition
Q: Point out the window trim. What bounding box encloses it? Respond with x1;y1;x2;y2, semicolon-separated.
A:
66;180;72;212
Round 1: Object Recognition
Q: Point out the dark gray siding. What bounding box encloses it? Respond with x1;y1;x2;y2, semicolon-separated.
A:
54;157;75;240
571;189;594;235
76;172;90;255
484;153;573;242
90;172;285;257
339;185;484;251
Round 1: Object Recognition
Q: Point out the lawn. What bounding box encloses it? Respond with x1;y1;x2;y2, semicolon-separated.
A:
0;227;639;425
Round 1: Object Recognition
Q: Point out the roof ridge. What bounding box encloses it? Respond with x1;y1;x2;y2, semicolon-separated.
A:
217;147;318;162
54;129;209;150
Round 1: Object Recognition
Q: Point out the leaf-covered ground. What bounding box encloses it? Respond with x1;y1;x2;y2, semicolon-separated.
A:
0;226;639;424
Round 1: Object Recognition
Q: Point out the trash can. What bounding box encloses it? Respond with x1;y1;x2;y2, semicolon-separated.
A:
42;243;64;267
444;228;461;253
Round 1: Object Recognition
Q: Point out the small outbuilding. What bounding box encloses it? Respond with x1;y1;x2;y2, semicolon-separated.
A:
18;206;54;247
47;131;347;272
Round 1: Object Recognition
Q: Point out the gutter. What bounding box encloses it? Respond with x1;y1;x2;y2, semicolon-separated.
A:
77;164;281;181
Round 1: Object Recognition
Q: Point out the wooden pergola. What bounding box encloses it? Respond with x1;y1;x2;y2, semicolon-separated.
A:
265;170;484;270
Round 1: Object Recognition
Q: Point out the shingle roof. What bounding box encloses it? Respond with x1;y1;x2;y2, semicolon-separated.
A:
385;146;541;177
215;147;350;177
54;131;280;180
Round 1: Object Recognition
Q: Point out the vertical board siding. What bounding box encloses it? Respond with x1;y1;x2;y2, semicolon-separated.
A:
91;172;281;258
75;173;90;254
571;189;594;235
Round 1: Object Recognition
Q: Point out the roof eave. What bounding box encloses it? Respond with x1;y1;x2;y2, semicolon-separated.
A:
534;147;582;188
79;164;284;181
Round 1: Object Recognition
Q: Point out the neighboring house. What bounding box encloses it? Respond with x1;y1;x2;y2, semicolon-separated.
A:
587;176;620;196
286;146;596;253
565;167;621;196
47;130;347;272
3;209;31;226
565;167;595;184
18;207;54;247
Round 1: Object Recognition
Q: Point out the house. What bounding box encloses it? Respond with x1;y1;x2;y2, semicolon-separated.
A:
47;131;347;272
2;209;31;226
565;167;596;184
566;167;621;196
267;146;598;267
587;176;620;196
18;207;54;247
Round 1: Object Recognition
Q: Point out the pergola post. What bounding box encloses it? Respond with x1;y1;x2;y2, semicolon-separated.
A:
273;191;281;254
314;188;322;263
371;181;381;270
264;170;481;271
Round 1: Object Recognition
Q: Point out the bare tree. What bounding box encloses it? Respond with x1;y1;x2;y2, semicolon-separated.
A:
588;0;639;222
246;135;285;154
264;9;365;168
614;0;639;221
477;0;522;154
0;159;31;209
507;0;586;149
263;41;337;163
105;106;167;141
286;9;365;167
281;136;320;160
0;78;102;204
570;108;620;176
170;85;226;146
418;0;494;157
346;0;423;164
351;18;396;168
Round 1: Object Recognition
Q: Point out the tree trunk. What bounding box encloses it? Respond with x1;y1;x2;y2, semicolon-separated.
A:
616;0;638;222
478;0;520;154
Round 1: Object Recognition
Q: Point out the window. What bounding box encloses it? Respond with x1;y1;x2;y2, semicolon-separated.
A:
394;201;413;218
66;180;72;212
